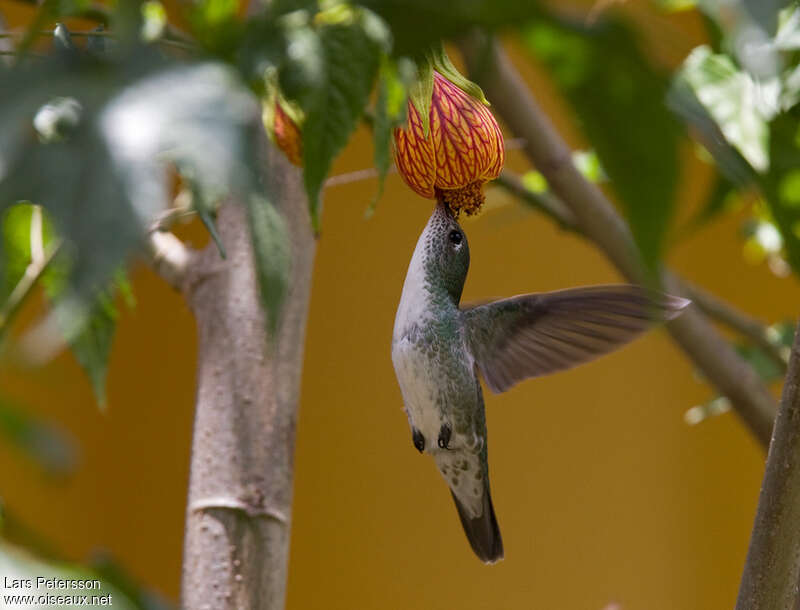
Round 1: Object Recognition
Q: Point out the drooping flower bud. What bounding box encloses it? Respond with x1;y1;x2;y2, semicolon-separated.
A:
393;50;504;216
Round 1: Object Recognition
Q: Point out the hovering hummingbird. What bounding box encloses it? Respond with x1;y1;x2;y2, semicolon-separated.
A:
391;202;689;564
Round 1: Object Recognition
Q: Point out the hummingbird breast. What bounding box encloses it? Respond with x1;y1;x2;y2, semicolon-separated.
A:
391;317;483;456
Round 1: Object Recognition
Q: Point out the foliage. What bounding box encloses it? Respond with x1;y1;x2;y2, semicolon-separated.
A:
520;11;681;274
669;2;800;274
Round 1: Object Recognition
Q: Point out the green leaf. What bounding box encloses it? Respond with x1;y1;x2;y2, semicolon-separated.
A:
521;15;681;273
0;203;59;334
426;42;489;105
300;15;383;229
67;294;118;409
356;0;541;55
90;552;175;610
407;57;433;137
1;204;54;302
246;194;290;337
676;173;739;238
0;56;261;325
667;75;757;187
369;56;409;215
520;150;606;196
742;0;788;36
0;395;76;474
675;46;771;171
188;0;242;54
759;110;800;273
0;539;140;610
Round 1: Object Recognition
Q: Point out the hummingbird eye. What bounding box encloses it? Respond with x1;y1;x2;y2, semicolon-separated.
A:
449;230;463;245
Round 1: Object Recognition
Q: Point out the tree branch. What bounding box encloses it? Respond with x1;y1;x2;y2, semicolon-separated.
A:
462;35;777;446
493;170;578;231
735;318;800;609
180;130;316;610
683;281;788;375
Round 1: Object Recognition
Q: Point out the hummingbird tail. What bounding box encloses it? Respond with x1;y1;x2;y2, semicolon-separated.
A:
450;487;504;564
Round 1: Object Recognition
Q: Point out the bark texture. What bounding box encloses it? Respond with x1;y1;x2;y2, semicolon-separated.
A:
736;319;800;610
180;141;315;610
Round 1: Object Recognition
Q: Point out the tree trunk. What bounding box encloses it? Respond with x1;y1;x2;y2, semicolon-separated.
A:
736;318;800;609
180;140;315;610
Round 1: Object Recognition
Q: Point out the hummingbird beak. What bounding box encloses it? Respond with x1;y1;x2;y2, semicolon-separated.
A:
434;198;453;219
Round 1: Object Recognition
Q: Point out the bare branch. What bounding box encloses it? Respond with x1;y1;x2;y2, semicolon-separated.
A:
736;319;800;609
462;35;777;446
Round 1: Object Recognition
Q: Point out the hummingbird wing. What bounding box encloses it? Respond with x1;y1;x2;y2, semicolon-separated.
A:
462;285;689;393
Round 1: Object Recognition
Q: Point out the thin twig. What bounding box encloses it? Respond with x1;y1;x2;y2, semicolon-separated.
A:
461;34;777;446
684;281;788;374
493;170;578;231
0;28;198;51
736;318;800;609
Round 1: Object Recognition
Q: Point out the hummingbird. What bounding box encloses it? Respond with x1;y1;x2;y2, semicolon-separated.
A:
391;202;689;564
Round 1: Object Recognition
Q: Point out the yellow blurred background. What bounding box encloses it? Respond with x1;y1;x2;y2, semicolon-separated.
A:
1;1;798;608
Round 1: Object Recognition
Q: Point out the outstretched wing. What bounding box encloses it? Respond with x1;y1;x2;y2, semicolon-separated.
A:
462;285;689;393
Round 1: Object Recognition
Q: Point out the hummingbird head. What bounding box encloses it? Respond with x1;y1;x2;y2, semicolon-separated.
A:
421;201;470;304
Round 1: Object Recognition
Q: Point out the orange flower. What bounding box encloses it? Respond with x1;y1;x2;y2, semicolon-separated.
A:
273;101;303;167
393;71;504;215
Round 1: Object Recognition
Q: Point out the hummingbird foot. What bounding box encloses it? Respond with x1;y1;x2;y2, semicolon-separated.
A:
412;428;425;453
438;423;452;449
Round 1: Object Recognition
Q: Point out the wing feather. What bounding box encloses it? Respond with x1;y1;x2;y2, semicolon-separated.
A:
463;285;689;393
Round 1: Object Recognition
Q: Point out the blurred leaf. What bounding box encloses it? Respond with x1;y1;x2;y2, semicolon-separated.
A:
66;292;118;409
0;204;61;337
246;195;290;337
673;46;771;171
369;55;409;215
0;505;172;610
189;0;242;54
775;5;800;50
141;1;167;42
0;539;139;610
676;173;739;237
521;15;681;273
1;204;57;304
0;56;261;345
300;13;383;229
667;71;757;187
0;396;76;474
654;0;697;10
759;110;800;273
90;552;175;610
743;0;788;36
521;150;606;196
356;0;541;55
